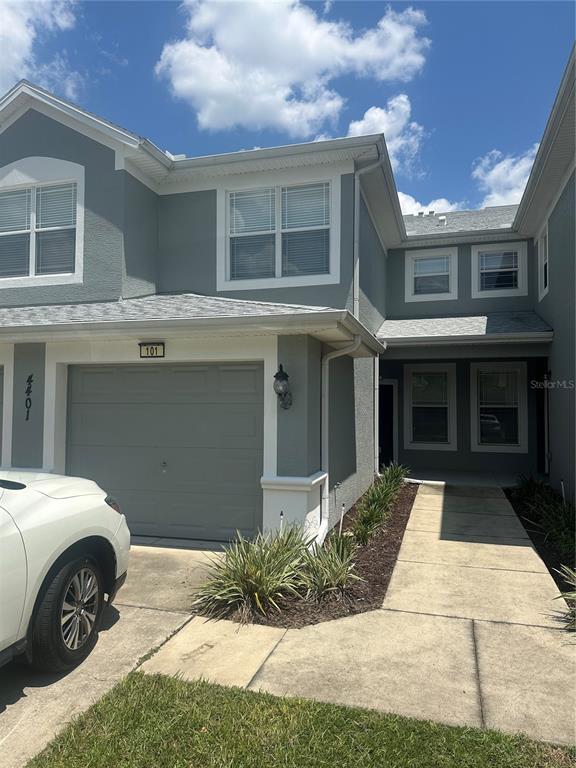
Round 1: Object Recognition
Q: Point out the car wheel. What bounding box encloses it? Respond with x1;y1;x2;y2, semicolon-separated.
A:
30;556;105;672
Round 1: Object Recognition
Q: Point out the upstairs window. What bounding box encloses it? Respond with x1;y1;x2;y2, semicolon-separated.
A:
0;182;77;279
220;178;338;290
537;224;549;300
471;242;528;298
405;247;458;302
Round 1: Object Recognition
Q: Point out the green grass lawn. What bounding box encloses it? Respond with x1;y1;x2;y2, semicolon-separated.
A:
29;673;574;768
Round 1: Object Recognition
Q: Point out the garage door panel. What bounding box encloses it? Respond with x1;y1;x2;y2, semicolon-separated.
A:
67;362;264;541
70;364;263;404
68;403;262;448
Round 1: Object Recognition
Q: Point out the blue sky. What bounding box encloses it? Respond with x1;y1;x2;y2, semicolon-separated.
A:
1;1;574;212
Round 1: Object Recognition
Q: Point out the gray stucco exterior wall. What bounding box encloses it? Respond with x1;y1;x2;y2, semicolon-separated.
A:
386;240;536;319
0;109;124;307
122;172;158;298
157;175;355;310
276;335;321;477
12;343;45;468
327;355;374;528
380;356;542;477
536;172;575;500
358;196;386;332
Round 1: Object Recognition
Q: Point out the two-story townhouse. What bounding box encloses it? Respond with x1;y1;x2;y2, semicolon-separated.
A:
0;80;401;543
0;48;573;546
378;47;575;501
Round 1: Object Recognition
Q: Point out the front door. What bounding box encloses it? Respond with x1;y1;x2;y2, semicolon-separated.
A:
379;381;397;467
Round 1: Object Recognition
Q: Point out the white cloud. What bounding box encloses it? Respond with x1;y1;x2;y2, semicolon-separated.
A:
398;191;463;216
156;0;430;137
472;144;538;207
347;95;424;175
0;0;80;98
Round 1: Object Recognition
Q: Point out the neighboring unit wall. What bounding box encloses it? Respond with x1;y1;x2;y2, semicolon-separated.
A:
157;174;355;310
381;356;543;477
358;195;386;332
536;172;576;500
12;343;45;468
386;240;536;318
328;355;374;528
122;172;158;298
0;109;124;306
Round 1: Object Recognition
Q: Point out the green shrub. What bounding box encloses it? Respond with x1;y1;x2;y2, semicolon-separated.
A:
193;527;309;621
554;565;576;631
350;463;409;545
514;475;575;564
300;534;361;600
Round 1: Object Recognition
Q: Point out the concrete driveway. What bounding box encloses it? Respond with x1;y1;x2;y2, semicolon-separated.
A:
0;543;216;768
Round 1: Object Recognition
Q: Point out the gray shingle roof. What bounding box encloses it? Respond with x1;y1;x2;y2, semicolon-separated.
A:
0;292;335;329
378;312;552;342
404;205;519;236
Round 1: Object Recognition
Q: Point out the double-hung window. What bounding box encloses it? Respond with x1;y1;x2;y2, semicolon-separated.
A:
0;182;77;279
404;364;457;450
222;179;336;289
471;242;528;298
537;224;549;300
405;247;458;302
470;362;527;452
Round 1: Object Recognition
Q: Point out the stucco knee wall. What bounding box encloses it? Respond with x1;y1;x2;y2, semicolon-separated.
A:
327;355;375;530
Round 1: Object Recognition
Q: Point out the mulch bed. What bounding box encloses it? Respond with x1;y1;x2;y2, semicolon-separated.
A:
251;481;418;629
504;488;570;594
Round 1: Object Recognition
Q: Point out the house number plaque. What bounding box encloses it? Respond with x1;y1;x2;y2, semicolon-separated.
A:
139;342;165;359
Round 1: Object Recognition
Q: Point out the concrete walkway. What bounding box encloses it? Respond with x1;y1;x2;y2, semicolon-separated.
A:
142;483;576;745
0;544;213;768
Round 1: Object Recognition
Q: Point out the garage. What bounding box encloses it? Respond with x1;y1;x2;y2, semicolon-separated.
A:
66;362;264;541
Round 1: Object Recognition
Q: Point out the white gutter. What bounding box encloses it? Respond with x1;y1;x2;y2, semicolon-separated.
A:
381;332;554;347
316;335;362;545
353;155;386;317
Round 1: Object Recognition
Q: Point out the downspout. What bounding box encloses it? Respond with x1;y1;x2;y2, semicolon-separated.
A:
353;154;386;318
316;334;362;544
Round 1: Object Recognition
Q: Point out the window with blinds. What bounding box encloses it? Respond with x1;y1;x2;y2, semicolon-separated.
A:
228;182;330;281
0;182;77;279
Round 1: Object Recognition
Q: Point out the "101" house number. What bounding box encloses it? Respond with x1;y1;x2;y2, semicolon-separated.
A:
139;342;165;359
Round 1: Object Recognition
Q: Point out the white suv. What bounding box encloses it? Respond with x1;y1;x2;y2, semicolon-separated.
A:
0;471;130;672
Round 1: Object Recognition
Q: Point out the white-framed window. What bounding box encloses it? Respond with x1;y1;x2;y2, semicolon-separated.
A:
404;363;457;451
470;362;528;453
404;247;458;302
0;157;84;288
537;223;549;300
216;168;341;291
471;242;528;298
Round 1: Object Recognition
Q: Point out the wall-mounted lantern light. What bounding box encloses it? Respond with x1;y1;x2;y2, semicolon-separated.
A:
273;364;292;410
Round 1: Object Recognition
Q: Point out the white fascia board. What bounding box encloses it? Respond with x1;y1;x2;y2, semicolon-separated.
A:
379;332;554;347
403;229;519;247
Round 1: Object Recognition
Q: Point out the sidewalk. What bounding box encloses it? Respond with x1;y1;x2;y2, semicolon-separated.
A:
141;483;576;745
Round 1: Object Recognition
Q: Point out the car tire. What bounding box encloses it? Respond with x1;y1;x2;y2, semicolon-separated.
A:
30;555;105;672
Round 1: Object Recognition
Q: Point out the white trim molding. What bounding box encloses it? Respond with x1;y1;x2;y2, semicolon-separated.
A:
216;165;343;292
404;247;458;302
470;361;528;454
471;241;528;299
0;344;14;466
403;363;457;451
0;157;84;288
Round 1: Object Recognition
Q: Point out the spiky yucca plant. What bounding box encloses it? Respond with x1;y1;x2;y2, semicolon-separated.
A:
193;527;309;621
554;565;576;631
